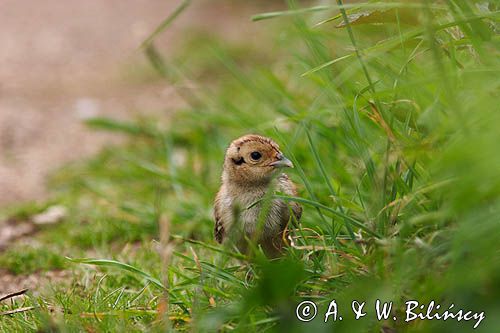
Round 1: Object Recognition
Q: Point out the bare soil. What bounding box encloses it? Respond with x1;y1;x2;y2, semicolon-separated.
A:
0;269;70;295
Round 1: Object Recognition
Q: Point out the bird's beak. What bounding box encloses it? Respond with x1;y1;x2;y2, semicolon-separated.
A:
269;153;294;168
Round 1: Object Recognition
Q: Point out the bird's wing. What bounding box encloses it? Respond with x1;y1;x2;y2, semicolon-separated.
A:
213;189;225;243
278;173;302;222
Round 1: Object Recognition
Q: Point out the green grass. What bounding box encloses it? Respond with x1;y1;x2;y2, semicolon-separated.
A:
0;246;66;275
1;1;499;332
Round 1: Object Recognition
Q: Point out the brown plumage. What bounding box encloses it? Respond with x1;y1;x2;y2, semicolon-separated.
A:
214;134;302;257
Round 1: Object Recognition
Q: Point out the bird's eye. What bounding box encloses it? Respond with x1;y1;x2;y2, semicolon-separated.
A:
250;151;262;160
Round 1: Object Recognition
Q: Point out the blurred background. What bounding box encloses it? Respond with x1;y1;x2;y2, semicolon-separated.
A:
0;0;276;206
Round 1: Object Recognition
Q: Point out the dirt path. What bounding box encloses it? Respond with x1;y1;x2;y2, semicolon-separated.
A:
0;0;273;207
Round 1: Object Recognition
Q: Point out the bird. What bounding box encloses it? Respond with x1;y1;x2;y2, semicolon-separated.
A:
214;134;302;257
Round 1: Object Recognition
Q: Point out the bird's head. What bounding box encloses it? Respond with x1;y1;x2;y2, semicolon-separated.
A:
223;134;293;186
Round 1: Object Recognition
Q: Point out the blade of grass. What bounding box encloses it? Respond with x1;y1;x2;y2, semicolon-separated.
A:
141;0;191;48
67;257;165;290
252;5;331;21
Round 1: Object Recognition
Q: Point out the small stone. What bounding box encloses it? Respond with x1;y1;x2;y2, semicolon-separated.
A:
32;205;67;225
